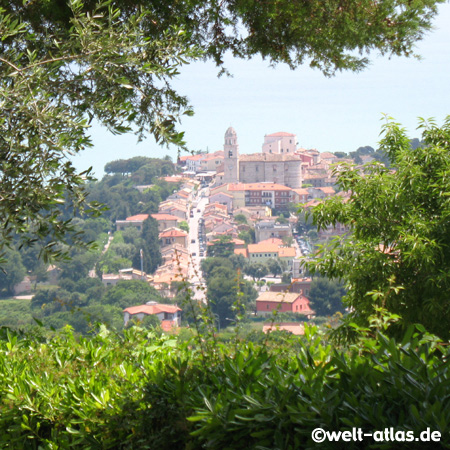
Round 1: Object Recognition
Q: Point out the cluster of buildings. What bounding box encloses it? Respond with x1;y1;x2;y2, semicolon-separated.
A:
113;127;354;331
179;127;347;193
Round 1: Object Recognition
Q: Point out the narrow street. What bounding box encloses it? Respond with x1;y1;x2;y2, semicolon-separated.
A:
187;187;209;302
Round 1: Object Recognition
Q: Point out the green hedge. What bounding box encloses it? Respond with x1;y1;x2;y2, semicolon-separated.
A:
0;320;448;449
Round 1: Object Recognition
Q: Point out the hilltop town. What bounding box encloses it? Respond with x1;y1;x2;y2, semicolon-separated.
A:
3;128;384;334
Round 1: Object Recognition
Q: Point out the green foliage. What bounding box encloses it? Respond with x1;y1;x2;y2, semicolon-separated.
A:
243;261;269;281
281;272;291;284
266;258;286;277
234;213;248;224
309;277;346;316
0;0;199;262
206;235;235;258
238;229;254;244
308;117;450;340
129;217;162;274
202;257;257;328
0;317;447;448
102;280;163;309
58;249;99;282
201;257;234;279
0;248;26;295
178;220;189;232
0;298;33;328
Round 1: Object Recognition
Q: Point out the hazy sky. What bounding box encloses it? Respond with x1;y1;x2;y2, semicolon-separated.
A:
72;2;450;177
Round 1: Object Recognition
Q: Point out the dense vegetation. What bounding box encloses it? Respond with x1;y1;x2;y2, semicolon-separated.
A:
0;311;448;449
308;117;450;341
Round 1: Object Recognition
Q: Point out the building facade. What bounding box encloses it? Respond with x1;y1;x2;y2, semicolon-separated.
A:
262;132;297;154
221;127;302;189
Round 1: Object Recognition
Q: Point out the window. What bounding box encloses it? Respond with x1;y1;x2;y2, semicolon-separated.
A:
256;166;259;172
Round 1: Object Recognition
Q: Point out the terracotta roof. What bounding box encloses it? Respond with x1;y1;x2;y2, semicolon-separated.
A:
210;192;233;199
162;176;185;182
151;213;180;221
152;272;185;285
186;154;205;161
234;248;248;258
316;187;336;194
256;292;301;304
159;228;188;238
160;320;178;332
301;199;322;209
123;304;181;315
266;132;296;137
292;188;310;196
278;247;296;257
226;183;247;191
263;323;305;335
126;214;149;221
258;238;284;246
320;152;338;159
248;242;282;253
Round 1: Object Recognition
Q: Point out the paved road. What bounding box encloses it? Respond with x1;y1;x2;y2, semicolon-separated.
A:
187;188;209;302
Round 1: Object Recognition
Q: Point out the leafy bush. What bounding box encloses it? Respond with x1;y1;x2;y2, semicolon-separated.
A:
0;312;448;449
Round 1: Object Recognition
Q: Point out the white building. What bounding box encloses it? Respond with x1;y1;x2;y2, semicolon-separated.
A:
262;132;297;155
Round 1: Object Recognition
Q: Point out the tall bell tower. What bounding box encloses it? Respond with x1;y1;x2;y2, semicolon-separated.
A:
223;126;239;184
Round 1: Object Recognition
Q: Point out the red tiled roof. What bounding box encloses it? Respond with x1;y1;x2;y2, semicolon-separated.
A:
278;247;296;257
162;176;185;182
320;152;338;159
151;213;180;221
266;132;296;137
123;304;181;315
159;228;188;238
258;238;284;246
126;214;149;221
316;187;335;194
234;248;248;258
160;320;178;332
292;188;309;196
263;323;305;335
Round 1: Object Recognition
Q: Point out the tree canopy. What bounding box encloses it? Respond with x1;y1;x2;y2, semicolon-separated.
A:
307;116;450;340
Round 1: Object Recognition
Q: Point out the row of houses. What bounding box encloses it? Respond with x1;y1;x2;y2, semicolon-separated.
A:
208;182;337;212
121;279;315;332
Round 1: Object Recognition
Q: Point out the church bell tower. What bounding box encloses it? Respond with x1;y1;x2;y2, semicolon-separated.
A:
223;127;239;184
